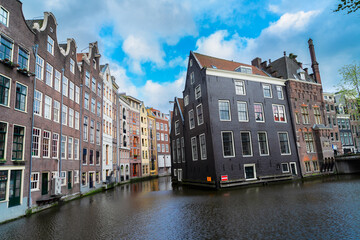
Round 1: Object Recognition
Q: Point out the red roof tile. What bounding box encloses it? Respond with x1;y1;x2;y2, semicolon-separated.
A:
193;52;268;77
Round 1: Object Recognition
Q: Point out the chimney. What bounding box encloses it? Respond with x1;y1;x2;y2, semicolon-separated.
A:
251;57;262;68
308;38;321;84
260;61;268;69
304;68;308;74
298;62;303;69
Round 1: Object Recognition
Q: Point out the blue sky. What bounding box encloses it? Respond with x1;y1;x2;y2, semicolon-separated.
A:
22;0;360;113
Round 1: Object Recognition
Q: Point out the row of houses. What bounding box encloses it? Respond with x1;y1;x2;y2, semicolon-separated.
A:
170;39;351;188
0;0;170;223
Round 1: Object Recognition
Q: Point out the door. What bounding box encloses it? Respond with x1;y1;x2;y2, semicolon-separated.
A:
9;170;22;207
67;171;72;190
290;162;297;175
89;173;94;188
41;172;49;195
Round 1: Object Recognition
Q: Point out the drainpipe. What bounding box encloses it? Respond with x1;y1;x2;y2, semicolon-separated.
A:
59;69;65;188
28;44;38;208
79;82;83;194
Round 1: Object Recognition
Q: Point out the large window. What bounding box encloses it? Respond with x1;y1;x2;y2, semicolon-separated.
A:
97;102;101;117
254;103;264;122
30;173;39;191
68;137;73;159
304;132;315;153
70;59;75;74
0;7;9;26
0;75;10;106
69;108;74;128
0;122;7;159
69;81;74;101
83;116;88;141
235;80;245;95
0;36;12;60
12;125;25;160
237;101;248;122
92;78;96;93
314;107;321;124
85;71;90;87
258;132;269;156
54;70;61;92
184;95;189;106
276;86;283;99
195;85;201;99
91;98;96;113
272;105;286;122
222;131;234;157
301;106;309;124
34;90;42;116
75;86;80;104
45;63;53;87
32;128;40;157
18;48;29;70
175;120;180;135
47;36;54;54
75;111;80;130
52;133;59;158
53;100;60;122
90;120;95;143
219;100;231;121
278;132;291;155
181;137;185;162
96;122;100;145
199;134;207;160
189;110;195;129
176;138;181;163
196;104;203;125
191;137;198;161
190;72;194;84
15;83;27;111
44;96;52;119
74;139;79;160
263;84;272;98
241;132;252;156
84;92;89;110
42;131;50;158
61;136;67;159
62;105;68;126
62;76;68;97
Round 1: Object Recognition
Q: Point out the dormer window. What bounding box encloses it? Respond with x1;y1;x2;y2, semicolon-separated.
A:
47;36;54;55
0;7;9;27
211;65;217;69
235;66;252;74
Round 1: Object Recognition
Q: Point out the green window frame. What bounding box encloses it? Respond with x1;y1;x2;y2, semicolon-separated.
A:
0;75;10;106
18;48;29;70
15;83;27;111
0;36;12;60
0;122;7;159
12;125;24;160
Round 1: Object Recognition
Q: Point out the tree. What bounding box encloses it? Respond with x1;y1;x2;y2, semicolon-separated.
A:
334;0;360;14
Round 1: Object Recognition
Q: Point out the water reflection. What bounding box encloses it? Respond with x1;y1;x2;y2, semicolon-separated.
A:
1;175;360;240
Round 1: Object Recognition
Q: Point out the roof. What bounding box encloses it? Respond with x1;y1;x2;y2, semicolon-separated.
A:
177;98;184;116
193;52;268;77
25;19;44;29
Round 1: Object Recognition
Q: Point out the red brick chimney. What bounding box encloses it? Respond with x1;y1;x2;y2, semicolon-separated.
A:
308;38;321;84
251;57;262;68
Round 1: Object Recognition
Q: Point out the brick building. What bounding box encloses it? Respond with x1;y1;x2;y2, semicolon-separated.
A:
118;95;131;181
147;109;158;176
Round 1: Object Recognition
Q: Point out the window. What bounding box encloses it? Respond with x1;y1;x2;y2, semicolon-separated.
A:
190;72;194;84
0;36;12;61
282;163;289;173
61;136;67;159
42;131;50;158
32;128;41;157
52;133;59;158
181;137;185;162
273;105;286;122
263;84;272;98
196;104;204;125
12;125;24;160
84;92;89;110
74;139;79;160
85;71;90;87
176;138;181;163
34;90;42;116
0;7;9;26
157;144;161;152
175;120;180;135
184;95;189;106
254;103;264;122
0;122;7;159
69;108;74;128
191;137;198;161
90;120;94;143
258;132;269;156
235;80;245;95
18;48;29;70
83;149;87;165
195;85;201;99
74;170;79;184
70;59;75;73
305;161;311;172
91;98;95;113
222;131;234;157
69;81;74;101
97;102;101;117
82;172;87;185
161;123;164;131
0;170;7;200
165;134;168;141
44;96;52;119
295;112;300;124
83;116;88;141
156;132;160;141
36;55;45;80
75;86;80;104
241;132;252;156
53;100;60;122
162;144;165;152
304;132;315;153
161;133;164;141
301;106;309;124
156;122;159;130
62;76;68;97
92;78;96;93
237;101;248;122
199;134;207;160
60;171;66;186
164;124;168;131
189;110;195;129
236;66;252;74
278;132;291;155
15;83;27;111
31;173;39;191
96;122;100;145
244;164;256;180
314;107;321;124
68;137;73;159
45;63;53;87
47;36;54;54
313;161;319;172
54;70;61;92
0;75;10;106
97;83;102;97
62;105;68;125
276;86;283;99
219;100;231;121
96;151;100;165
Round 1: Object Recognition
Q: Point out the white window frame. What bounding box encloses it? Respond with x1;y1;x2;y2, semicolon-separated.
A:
34;90;42;116
60;171;66;186
184;95;189;106
282;163;290;173
68;108;74;128
276;86;284;100
30;172;40;191
68;137;73;160
240;131;253;157
45;63;53;87
191;136;198;161
190;72;194;84
199;133;207;160
70;58;75;74
263;84;272;98
257;131;269;156
53;100;60;123
61;136;67;159
75;111;80;130
235;80;246;95
189;109;195;129
35;55;44;81
42;130;51;158
54;70;61;92
32;128;41;158
221;131;235;158
237;101;248;122
44;95;52;120
0;7;9;27
175;120;180;135
75;86;80;104
278;132;291;155
244;163;257;180
195;85;201;99
219;100;231;121
62;105;68;126
47;36;54;55
254;103;265;123
62;76;68;97
74;138;79;160
52;133;59;159
272;104;287;123
196;104;204;125
69;81;74;101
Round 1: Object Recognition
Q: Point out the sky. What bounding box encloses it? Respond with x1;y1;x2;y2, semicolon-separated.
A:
22;0;360;113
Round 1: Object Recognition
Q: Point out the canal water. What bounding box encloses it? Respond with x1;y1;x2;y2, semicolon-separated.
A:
1;175;360;240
